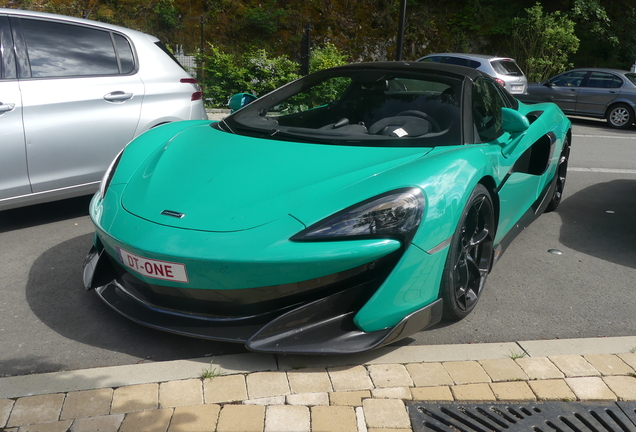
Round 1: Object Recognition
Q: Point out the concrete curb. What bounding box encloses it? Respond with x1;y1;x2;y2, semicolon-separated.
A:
2;336;635;400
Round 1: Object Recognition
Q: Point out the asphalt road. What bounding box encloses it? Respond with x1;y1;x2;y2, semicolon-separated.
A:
1;117;635;377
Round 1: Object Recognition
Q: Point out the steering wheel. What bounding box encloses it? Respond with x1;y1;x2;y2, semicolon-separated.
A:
396;110;441;132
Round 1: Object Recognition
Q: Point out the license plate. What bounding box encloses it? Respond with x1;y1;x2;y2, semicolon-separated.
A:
511;85;523;91
115;246;189;283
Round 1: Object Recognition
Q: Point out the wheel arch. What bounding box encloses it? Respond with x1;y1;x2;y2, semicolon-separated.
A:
604;101;636;119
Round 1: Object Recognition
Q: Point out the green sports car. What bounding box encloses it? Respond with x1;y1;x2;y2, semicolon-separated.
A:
83;62;571;354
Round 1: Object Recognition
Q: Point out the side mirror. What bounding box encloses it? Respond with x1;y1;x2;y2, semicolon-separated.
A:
543;81;553;87
228;93;257;113
502;107;530;133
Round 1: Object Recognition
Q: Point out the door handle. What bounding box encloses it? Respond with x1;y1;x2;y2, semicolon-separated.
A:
0;102;16;113
104;91;133;103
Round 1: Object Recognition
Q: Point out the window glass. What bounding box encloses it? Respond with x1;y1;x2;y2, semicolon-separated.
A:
626;73;636;86
491;60;523;76
114;34;134;73
549;71;587;87
468;60;481;69
0;16;17;79
473;78;505;142
227;69;463;147
419;56;441;63
442;56;469;67
20;18;119;78
266;77;352;117
585;72;623;88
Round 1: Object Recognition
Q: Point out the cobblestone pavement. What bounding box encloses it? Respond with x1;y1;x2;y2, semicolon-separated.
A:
1;337;635;431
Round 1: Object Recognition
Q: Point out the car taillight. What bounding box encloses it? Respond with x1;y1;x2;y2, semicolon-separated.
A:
494;78;506;87
180;78;203;101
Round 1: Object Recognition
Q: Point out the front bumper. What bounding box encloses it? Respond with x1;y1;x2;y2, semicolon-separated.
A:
83;245;443;354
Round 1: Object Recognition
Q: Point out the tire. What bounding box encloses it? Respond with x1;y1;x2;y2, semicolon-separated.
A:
606;103;634;129
545;138;570;213
440;184;495;320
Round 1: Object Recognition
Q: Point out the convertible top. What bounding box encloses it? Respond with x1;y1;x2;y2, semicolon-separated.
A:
329;61;488;82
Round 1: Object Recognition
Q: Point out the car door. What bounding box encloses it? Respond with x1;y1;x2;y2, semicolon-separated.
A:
12;16;144;193
0;15;30;201
575;71;623;116
471;78;548;242
541;70;589;113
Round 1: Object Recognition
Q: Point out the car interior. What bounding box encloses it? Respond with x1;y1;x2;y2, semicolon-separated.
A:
228;75;463;146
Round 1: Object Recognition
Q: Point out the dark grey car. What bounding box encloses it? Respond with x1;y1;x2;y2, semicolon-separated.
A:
520;68;636;129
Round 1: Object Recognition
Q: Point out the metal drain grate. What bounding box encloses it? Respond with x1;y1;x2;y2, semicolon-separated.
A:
407;401;636;432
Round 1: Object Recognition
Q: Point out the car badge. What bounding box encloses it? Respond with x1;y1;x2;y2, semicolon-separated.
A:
161;210;185;218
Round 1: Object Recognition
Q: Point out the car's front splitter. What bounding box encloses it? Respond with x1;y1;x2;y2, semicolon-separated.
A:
83;246;443;354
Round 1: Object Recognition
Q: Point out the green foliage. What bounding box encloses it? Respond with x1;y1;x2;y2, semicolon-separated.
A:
200;359;220;379
309;42;348;73
243;49;301;95
197;42;351;108
152;0;180;31
570;0;613;40
13;0;636;77
510;3;580;82
244;1;290;34
197;45;302;107
196;45;246;106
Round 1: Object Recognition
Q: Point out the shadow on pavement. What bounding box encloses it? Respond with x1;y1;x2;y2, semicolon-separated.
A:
568;116;636;132
0;196;93;233
18;233;248;376
558;178;636;269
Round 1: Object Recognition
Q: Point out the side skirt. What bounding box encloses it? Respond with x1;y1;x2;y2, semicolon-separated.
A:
492;173;557;266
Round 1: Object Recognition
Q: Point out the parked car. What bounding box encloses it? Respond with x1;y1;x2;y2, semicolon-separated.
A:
83;61;571;354
519;68;636;129
0;9;206;211
417;53;528;95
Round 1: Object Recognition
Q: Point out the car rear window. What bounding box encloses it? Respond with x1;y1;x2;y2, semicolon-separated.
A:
491;60;523;76
625;73;636;86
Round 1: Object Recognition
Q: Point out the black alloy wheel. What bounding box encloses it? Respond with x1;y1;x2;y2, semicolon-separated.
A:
441;184;495;320
545;138;570;213
606;103;635;129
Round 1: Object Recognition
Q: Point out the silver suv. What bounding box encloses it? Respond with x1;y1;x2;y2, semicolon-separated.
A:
418;53;528;95
0;9;207;211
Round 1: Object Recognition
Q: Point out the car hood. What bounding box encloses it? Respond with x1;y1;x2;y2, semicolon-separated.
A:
121;124;432;232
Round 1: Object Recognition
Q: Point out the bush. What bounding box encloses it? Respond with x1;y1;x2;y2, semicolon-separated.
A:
197;45;300;106
197;43;349;107
309;42;348;72
510;3;580;82
242;49;301;96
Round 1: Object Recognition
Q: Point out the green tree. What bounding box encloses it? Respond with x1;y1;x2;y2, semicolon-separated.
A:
309;42;348;72
567;0;618;67
510;3;580;82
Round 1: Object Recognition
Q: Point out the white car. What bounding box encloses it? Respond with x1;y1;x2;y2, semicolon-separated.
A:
0;9;207;211
418;53;528;95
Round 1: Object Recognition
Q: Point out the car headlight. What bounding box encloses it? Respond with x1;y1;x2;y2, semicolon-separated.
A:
292;188;424;243
98;149;124;200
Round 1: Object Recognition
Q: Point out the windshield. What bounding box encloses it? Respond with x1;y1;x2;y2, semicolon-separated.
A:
220;68;463;147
